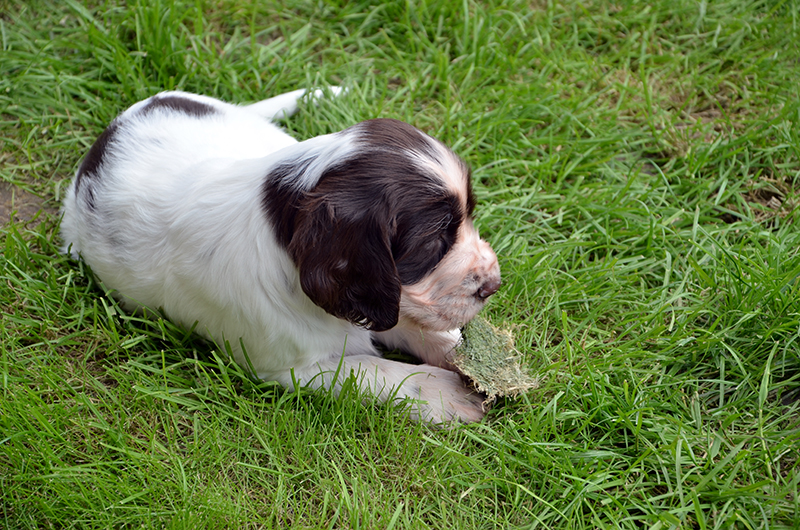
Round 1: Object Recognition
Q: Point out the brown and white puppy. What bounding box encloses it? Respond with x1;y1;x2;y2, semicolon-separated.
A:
60;89;501;424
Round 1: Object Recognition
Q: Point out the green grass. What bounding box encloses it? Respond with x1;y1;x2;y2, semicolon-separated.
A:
2;0;799;527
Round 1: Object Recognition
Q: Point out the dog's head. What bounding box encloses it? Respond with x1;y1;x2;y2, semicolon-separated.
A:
263;118;501;332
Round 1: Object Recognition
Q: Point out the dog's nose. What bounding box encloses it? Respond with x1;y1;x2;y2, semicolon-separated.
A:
476;278;501;299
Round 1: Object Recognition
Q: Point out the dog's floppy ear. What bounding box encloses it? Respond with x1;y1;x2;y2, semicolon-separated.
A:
287;174;401;332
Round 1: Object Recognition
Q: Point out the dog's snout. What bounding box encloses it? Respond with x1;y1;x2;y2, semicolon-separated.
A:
476;278;501;299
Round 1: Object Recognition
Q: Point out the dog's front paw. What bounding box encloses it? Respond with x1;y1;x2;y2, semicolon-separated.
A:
404;367;485;425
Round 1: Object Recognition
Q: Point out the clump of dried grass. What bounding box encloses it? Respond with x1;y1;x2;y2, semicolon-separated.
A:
452;316;538;402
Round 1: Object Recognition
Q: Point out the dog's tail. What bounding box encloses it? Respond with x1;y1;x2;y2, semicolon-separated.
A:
245;87;345;122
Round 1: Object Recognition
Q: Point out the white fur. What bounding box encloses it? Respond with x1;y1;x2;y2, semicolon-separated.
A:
61;89;499;424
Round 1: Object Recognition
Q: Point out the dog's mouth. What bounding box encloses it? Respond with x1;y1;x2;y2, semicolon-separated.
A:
398;286;499;333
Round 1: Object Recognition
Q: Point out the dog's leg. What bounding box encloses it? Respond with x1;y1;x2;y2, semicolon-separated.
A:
374;326;462;372
275;354;484;424
245;87;345;121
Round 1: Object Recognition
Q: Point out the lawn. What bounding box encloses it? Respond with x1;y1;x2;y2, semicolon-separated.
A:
1;0;799;528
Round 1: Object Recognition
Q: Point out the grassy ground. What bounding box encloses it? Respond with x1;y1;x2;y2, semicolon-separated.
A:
2;0;799;528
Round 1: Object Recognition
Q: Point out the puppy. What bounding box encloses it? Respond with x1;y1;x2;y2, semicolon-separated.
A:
61;89;501;424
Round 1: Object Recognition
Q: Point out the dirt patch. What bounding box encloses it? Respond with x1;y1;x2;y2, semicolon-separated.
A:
0;182;57;226
719;177;796;225
741;178;795;223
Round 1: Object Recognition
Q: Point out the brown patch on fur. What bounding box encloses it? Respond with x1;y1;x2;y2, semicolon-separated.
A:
357;119;473;213
139;94;218;118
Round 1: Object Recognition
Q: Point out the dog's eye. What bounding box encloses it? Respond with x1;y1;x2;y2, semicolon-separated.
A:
432;237;449;259
393;196;461;284
395;232;454;285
